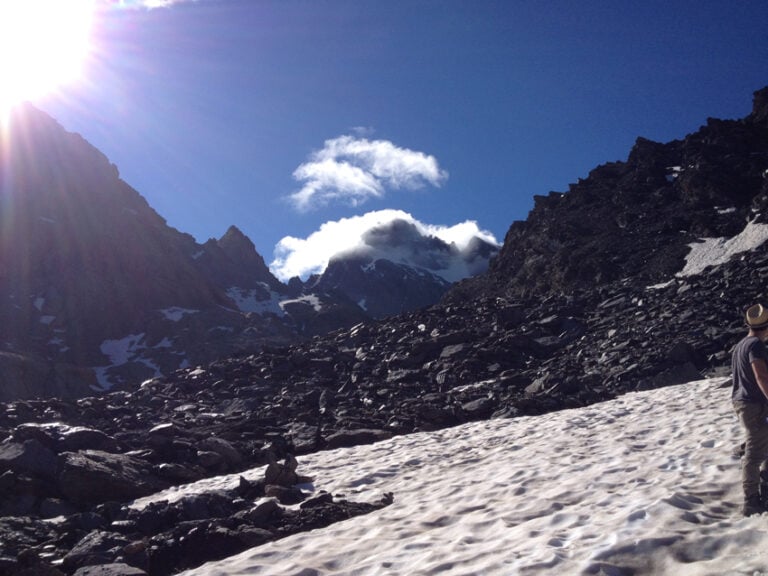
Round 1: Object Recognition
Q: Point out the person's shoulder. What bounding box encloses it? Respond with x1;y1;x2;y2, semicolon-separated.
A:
748;336;768;355
735;335;762;354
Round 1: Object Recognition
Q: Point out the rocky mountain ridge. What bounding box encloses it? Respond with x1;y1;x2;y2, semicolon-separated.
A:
451;86;768;300
1;87;768;574
297;216;499;318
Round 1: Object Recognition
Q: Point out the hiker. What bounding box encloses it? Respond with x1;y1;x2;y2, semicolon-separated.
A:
732;303;768;516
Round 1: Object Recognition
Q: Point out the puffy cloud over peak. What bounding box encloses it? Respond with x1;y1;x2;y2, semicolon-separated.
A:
289;136;448;211
270;209;500;282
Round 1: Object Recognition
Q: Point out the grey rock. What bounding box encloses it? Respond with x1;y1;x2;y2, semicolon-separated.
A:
0;440;58;479
325;429;393;449
62;530;131;572
72;563;148;576
57;451;168;506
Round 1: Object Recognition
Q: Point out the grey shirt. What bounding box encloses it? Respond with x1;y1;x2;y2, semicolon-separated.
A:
732;335;768;404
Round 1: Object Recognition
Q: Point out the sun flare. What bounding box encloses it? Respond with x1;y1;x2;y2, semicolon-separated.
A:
0;0;95;114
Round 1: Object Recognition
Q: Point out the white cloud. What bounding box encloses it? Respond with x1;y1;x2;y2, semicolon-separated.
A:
105;0;197;9
424;219;499;250
350;126;376;137
269;209;499;282
289;136;449;211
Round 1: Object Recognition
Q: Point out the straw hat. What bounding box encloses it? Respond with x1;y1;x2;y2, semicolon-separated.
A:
746;304;768;329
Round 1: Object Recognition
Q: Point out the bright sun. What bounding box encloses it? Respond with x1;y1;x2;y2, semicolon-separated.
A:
0;0;95;113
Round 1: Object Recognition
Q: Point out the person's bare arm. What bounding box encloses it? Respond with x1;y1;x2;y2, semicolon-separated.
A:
752;358;768;401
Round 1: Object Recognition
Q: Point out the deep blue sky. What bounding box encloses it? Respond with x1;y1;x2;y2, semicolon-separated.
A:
32;0;768;279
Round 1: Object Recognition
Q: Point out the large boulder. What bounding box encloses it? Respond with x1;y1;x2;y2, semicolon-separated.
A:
0;440;57;479
57;451;168;506
61;531;132;573
72;564;147;576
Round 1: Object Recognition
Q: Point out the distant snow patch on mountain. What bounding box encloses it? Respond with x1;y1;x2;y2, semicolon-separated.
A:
160;307;199;322
280;295;323;312
226;286;286;316
94;333;148;390
678;219;768;277
94;333;177;390
270;209;499;282
101;333;146;366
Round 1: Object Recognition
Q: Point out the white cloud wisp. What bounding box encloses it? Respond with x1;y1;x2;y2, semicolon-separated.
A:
269;209;499;282
289;136;449;211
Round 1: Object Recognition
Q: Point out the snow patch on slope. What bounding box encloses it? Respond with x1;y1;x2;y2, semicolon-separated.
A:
226;286;286;316
678;219;768;277
155;377;766;576
280;295;323;312
94;333;182;391
160;307;199;322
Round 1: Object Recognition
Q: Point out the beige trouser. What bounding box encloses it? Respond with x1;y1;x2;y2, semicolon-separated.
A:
734;401;768;498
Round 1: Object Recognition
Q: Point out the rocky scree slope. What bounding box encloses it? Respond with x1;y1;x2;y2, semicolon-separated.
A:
0;233;763;574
